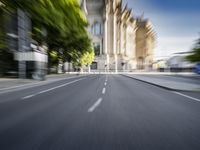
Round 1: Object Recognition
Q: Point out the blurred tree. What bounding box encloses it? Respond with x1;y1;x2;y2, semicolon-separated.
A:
49;50;60;67
0;2;7;50
80;49;95;67
1;0;94;71
187;38;200;62
0;2;15;76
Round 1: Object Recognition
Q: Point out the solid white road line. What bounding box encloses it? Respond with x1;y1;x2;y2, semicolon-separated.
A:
0;76;84;92
102;87;106;94
22;94;35;100
174;92;200;102
22;78;85;100
88;98;103;113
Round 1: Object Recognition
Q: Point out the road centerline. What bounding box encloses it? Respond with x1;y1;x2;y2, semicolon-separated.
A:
88;98;103;113
102;87;106;94
105;76;108;82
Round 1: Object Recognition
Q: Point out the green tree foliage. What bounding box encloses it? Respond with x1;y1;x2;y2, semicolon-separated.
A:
1;0;94;68
0;2;6;49
187;38;200;62
80;49;95;66
49;50;60;66
67;46;94;68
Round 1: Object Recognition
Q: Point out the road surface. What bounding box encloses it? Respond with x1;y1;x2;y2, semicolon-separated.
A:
0;75;200;150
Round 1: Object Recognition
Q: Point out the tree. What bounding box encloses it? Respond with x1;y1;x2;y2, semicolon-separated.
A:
0;0;94;71
0;2;15;76
0;2;6;50
187;38;200;62
80;49;95;67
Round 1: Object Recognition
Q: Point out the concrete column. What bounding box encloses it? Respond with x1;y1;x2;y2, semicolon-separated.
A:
106;54;110;72
125;26;128;56
104;9;109;71
104;16;108;54
115;54;118;73
113;14;117;54
113;14;118;72
120;23;124;55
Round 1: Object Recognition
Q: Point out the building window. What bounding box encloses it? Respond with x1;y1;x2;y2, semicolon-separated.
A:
91;62;98;70
91;22;101;35
93;43;100;56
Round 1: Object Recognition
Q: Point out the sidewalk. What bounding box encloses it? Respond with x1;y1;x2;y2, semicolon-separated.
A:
0;74;79;90
123;74;200;92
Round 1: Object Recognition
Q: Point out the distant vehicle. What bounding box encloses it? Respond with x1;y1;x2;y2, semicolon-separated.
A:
194;63;200;74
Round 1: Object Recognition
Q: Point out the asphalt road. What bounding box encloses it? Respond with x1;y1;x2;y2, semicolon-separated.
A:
0;75;200;150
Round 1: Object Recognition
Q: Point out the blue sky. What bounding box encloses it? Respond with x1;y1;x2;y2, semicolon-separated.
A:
124;0;200;59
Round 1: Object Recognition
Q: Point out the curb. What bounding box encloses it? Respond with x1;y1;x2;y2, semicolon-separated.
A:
121;74;200;92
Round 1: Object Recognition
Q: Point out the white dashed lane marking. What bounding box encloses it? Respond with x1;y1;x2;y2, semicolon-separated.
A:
22;94;35;100
88;98;103;113
102;88;106;94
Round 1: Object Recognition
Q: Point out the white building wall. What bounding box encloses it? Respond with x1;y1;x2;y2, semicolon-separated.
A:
82;0;139;72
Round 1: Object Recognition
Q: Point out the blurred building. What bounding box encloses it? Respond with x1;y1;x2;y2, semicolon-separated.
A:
167;52;196;72
152;59;167;71
136;18;156;70
5;9;48;79
81;0;156;72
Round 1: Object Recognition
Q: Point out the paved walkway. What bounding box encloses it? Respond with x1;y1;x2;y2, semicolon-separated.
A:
123;74;200;92
0;74;78;90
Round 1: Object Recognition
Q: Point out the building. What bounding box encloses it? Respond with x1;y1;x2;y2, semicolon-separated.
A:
167;52;196;72
5;9;48;79
136;18;156;70
152;59;167;71
81;0;156;72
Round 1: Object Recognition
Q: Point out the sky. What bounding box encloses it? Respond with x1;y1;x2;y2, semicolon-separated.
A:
124;0;200;59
